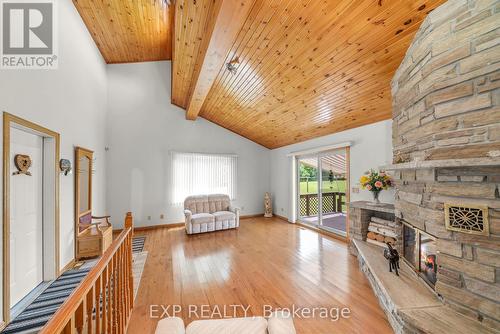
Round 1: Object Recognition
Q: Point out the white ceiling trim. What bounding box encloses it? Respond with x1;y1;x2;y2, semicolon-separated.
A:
286;141;352;157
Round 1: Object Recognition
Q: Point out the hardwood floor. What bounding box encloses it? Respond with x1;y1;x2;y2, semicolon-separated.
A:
127;218;393;334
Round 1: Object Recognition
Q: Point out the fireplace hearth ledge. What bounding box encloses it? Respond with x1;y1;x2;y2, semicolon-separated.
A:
352;239;496;334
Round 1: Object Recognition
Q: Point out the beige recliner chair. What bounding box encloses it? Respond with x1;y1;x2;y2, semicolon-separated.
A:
184;194;240;234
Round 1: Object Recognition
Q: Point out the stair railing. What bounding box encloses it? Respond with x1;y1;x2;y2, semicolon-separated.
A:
40;224;134;334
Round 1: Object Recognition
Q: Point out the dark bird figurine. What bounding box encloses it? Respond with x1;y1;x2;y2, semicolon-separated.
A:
383;243;400;276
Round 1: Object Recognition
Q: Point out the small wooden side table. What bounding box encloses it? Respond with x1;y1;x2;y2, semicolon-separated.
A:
77;224;113;260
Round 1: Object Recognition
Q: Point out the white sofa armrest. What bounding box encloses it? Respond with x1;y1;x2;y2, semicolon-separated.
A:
184;209;193;234
229;206;241;215
155;317;185;334
229;206;241;227
267;311;296;334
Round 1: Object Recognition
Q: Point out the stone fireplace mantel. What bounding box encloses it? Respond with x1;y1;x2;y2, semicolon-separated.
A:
381;157;500;171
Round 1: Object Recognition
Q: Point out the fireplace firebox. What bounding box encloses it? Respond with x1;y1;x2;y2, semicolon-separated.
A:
402;222;438;288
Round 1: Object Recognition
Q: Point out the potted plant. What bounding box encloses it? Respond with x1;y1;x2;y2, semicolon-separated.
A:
359;169;393;205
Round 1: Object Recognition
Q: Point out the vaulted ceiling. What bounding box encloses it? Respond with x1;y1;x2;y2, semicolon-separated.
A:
73;0;172;63
74;0;446;148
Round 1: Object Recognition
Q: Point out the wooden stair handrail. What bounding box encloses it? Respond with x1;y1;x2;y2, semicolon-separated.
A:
40;226;133;334
124;212;133;236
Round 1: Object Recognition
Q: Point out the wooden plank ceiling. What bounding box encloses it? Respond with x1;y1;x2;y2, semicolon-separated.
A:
73;0;172;63
173;0;446;149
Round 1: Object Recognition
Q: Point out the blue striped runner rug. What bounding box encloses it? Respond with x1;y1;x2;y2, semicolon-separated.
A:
2;268;90;334
132;235;146;253
2;236;146;333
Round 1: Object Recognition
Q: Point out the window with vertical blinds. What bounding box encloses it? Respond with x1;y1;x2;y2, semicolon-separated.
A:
171;152;237;205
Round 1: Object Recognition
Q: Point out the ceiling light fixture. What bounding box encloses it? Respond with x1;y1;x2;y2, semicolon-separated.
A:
226;57;240;74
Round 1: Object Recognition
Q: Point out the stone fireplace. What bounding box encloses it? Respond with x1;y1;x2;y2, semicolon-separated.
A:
349;1;499;333
390;0;500;330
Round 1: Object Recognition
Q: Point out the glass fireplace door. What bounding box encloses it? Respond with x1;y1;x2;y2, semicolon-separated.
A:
402;222;438;288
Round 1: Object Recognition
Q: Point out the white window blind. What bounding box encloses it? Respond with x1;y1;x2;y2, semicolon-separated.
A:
171;152;237;205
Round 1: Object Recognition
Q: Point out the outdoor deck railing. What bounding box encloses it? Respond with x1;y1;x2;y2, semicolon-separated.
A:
299;192;345;217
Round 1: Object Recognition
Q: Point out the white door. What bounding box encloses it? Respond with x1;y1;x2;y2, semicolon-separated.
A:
10;128;44;307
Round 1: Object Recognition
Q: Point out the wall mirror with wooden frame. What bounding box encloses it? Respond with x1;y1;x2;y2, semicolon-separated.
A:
75;147;113;259
75;147;93;233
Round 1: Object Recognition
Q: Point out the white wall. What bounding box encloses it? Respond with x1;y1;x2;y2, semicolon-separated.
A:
106;61;270;228
269;120;394;221
0;0;108;295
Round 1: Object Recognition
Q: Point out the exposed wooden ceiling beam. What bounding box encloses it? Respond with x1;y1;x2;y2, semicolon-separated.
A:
185;0;255;121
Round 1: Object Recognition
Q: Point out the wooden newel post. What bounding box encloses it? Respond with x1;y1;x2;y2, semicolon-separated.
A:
125;212;133;236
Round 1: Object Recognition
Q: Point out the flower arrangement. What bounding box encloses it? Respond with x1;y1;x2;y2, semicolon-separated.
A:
359;169;393;204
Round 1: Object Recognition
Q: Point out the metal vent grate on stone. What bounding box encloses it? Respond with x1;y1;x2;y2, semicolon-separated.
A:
444;203;489;236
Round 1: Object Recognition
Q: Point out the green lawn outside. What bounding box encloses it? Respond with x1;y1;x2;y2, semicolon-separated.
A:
299;180;347;194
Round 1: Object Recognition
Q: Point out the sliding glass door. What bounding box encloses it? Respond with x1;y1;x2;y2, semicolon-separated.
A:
297;148;349;237
298;157;320;225
319;152;348;236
